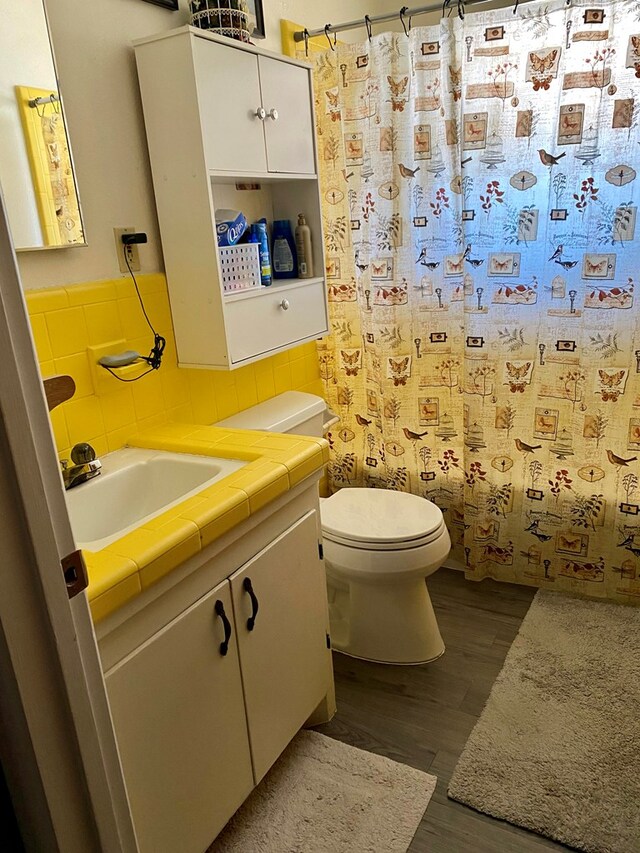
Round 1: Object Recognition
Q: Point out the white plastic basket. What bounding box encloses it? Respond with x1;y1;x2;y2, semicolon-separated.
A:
219;243;261;294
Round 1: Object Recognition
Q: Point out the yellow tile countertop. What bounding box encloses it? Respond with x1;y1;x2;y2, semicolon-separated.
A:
85;424;329;623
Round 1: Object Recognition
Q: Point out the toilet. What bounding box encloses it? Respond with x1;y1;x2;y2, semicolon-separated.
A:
216;391;451;665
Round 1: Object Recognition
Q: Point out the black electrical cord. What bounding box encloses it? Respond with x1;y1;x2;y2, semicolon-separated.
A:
101;245;166;383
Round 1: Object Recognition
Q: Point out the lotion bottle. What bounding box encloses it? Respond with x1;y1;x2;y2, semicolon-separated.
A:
295;213;313;278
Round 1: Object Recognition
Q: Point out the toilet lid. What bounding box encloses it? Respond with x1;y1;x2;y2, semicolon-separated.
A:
320;489;443;545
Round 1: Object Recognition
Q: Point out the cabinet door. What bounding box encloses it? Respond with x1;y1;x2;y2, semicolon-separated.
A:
193;38;267;173
230;511;329;782
105;582;253;853
258;56;316;174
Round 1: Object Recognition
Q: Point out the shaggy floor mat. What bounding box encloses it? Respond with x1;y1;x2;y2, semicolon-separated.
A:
449;590;640;853
212;730;437;852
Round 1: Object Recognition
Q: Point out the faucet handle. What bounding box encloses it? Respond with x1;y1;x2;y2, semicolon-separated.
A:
70;443;96;465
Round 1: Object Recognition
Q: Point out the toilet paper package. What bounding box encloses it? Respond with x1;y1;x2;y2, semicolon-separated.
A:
215;209;248;246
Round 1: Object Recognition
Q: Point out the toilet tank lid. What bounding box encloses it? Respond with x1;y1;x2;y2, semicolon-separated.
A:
214;391;326;434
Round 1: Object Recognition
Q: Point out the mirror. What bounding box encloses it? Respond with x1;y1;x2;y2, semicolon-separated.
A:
0;1;85;250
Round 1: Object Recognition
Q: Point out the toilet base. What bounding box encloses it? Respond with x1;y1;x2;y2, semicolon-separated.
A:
333;646;445;666
327;575;445;665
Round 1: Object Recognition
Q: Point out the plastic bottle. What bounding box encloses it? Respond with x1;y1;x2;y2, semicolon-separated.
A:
251;219;272;286
271;220;297;280
295;213;313;278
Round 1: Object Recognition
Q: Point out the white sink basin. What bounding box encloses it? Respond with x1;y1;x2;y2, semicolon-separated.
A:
65;447;247;551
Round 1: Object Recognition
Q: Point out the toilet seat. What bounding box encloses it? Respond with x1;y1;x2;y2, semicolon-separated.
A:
320;489;445;552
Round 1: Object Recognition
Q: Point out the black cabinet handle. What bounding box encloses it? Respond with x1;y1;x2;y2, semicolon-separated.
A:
243;577;259;631
214;599;232;656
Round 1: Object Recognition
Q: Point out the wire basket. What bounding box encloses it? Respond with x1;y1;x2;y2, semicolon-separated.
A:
189;1;251;43
219;243;261;294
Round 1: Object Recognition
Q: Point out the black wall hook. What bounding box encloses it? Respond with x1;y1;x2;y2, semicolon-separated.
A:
365;14;373;41
400;6;412;36
324;23;335;50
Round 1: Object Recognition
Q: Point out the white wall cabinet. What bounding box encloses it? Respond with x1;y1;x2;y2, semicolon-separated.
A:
134;27;328;369
102;503;333;853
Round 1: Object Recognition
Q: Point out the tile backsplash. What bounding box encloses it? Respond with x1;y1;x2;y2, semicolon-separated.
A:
27;274;323;461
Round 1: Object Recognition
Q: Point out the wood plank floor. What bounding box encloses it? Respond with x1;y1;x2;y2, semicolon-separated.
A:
314;568;571;852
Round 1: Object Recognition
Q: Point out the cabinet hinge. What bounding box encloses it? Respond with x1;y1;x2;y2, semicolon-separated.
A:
61;549;89;599
318;542;324;560
326;633;331;650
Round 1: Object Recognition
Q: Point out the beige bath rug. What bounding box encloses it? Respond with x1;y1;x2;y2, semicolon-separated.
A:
449;590;640;853
211;730;436;852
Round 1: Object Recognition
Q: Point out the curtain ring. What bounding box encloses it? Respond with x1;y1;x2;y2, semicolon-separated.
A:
365;14;373;41
513;0;520;13
442;0;453;18
324;24;335;51
457;0;465;19
303;28;310;56
51;94;60;114
399;6;411;36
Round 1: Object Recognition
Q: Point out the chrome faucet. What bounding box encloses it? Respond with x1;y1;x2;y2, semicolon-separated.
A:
60;443;102;490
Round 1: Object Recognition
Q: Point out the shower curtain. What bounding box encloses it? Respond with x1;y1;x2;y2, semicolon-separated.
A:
312;0;640;603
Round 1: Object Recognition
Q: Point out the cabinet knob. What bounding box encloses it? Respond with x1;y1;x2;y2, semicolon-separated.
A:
280;298;290;311
268;108;279;121
254;107;267;121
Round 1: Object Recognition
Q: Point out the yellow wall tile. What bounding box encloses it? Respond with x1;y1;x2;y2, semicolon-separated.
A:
54;353;93;398
45;307;88;358
131;374;164;420
99;388;136;433
161;369;190;410
49;406;69;453
107;426;137;453
66;281;117;306
26;287;68;314
30;314;52;362
274;363;292;394
290;357;306;389
167;403;193;423
64;396;105;445
84;300;122;345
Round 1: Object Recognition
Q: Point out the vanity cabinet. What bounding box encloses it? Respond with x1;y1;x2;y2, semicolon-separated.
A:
101;506;332;853
134;28;328;369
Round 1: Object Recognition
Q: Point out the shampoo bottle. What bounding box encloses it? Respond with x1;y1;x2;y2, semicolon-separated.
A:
295;213;313;278
271;220;297;280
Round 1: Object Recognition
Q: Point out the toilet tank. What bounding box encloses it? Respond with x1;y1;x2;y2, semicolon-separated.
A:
215;391;328;437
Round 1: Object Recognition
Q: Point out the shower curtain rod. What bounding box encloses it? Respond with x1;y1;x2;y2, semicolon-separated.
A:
293;0;529;41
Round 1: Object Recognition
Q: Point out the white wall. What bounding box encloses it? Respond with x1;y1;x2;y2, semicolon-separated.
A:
17;0;378;289
0;0;57;249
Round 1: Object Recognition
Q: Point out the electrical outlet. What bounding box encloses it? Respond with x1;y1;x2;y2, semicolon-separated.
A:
114;227;141;273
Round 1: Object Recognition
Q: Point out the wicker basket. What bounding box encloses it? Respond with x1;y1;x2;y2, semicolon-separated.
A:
189;0;251;43
219;243;261;294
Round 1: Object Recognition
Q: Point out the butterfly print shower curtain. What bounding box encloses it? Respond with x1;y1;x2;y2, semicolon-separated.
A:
311;0;640;603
